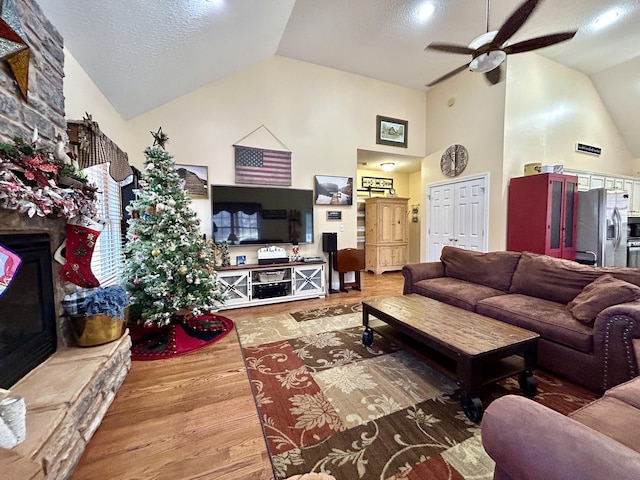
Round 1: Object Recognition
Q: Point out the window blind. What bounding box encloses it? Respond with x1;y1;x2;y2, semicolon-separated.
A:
84;163;123;286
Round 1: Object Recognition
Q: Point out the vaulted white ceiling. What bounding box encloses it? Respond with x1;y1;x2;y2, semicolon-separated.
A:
35;0;640;157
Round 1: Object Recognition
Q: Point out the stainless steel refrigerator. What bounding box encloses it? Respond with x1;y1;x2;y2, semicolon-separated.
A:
576;188;628;267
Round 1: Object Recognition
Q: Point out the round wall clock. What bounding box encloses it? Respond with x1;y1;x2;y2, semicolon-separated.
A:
440;144;468;177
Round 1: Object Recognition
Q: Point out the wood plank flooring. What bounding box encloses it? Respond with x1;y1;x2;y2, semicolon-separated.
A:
70;271;404;480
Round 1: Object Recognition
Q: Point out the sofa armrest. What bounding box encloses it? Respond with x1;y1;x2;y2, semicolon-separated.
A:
593;300;640;390
482;395;640;480
402;262;444;294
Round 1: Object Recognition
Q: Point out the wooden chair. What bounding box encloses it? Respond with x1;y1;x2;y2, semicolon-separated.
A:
333;248;365;292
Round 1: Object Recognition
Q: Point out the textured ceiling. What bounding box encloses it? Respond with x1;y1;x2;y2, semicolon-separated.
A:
35;0;640;163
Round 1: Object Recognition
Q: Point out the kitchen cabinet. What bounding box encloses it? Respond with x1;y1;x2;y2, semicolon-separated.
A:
508;173;578;260
365;197;408;273
564;169;640;215
590;175;605;189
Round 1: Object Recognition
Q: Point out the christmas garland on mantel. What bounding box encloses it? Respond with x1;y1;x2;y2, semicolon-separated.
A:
0;136;97;219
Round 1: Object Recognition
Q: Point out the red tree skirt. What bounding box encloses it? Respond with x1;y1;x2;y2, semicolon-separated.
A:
130;312;234;360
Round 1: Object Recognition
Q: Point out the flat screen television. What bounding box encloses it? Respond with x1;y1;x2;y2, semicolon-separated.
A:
211;185;314;245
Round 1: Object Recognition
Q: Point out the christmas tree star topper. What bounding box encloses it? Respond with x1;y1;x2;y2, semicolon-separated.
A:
151;127;169;149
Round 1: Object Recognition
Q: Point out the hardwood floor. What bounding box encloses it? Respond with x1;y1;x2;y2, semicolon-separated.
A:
70;271;404;480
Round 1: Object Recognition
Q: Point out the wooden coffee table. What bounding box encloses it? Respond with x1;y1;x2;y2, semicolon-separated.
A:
361;294;539;422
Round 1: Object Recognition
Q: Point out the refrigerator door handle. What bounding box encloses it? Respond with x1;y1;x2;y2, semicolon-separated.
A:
614;206;622;249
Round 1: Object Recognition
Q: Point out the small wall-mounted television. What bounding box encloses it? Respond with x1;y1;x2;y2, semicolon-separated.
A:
211;185;314;245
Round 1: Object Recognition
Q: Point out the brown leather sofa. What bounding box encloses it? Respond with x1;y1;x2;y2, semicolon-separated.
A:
481;377;640;480
402;247;640;392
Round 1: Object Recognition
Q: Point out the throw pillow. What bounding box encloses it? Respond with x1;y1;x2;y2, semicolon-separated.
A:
440;246;521;292
567;274;640;324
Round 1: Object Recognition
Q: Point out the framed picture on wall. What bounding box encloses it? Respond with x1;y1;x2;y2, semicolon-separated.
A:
376;115;408;148
175;164;208;198
314;175;353;205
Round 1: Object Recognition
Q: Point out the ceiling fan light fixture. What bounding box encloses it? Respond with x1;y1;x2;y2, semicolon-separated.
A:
381;162;395;172
469;50;506;73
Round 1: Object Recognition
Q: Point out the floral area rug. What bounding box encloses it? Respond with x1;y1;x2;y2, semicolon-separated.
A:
130;313;234;360
236;303;598;480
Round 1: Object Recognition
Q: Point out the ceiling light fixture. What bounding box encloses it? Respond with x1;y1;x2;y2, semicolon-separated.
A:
594;9;620;29
381;162;395;172
417;2;435;21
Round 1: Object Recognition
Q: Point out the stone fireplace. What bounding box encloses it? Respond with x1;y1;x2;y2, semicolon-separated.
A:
0;1;131;478
0;208;132;480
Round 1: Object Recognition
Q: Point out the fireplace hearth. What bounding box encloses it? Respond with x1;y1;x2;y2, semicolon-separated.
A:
0;233;57;389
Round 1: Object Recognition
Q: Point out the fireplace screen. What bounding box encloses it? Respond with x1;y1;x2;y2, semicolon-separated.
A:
0;233;57;389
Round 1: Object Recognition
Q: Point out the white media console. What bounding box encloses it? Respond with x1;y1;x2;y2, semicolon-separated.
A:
215;261;325;309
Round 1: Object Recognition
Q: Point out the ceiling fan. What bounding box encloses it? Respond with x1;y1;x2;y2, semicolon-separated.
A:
425;0;577;87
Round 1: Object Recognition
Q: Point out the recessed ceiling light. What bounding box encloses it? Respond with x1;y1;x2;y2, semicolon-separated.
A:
594;9;620;29
417;2;435;21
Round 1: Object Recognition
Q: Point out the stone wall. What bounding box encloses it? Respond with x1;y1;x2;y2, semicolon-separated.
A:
0;0;65;144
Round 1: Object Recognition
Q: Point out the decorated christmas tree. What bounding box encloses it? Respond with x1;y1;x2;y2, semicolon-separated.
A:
122;129;226;327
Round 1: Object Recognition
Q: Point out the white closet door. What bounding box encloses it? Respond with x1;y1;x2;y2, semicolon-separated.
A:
427;183;454;261
454;177;486;252
427;175;488;261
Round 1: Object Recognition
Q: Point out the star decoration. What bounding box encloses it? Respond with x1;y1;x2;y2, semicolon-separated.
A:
151;127;169;149
0;0;30;99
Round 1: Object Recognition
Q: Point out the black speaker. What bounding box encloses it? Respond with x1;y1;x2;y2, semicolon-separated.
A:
322;232;338;253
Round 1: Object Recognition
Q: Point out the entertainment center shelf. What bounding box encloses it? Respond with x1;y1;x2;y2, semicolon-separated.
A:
215;261;325;309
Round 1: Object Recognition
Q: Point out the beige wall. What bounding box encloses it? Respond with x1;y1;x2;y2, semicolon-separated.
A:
422;69;507;255
504;53;632;179
408;171;422;263
122;55;426;262
63;49;133;156
64;48;636;263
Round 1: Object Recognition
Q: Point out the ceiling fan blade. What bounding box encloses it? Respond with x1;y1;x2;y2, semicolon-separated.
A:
485;65;502;85
426;63;470;87
503;31;577;55
425;42;475;55
492;0;540;47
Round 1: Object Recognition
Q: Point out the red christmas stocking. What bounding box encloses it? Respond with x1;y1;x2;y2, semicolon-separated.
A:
59;215;105;288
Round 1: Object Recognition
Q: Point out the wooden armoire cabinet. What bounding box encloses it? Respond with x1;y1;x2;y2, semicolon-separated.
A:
507;173;578;260
365;197;409;273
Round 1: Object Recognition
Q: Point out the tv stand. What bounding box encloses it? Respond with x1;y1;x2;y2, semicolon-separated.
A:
215;261;325;309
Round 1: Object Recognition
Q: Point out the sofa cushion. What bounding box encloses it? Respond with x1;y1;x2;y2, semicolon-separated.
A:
440;246;521;293
477;294;593;353
412;277;506;312
567;274;640;325
509;252;603;304
510;252;640;304
569;396;640;453
605;376;640;410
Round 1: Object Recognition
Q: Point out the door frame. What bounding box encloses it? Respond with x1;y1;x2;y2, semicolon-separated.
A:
426;172;490;261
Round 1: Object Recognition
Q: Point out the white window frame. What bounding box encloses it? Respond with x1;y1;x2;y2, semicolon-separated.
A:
83;163;123;286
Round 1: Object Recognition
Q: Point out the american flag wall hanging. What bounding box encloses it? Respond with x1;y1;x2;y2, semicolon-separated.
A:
234;146;291;186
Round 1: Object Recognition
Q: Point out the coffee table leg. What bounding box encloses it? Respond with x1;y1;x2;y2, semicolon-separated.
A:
519;342;538;397
518;371;537;397
362;305;374;346
460;391;483;423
